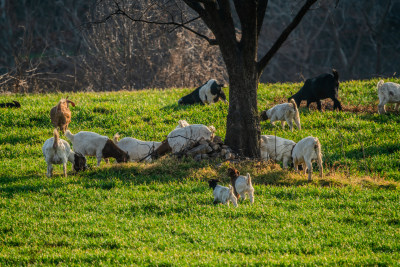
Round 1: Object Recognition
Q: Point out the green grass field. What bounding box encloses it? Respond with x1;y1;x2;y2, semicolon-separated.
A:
1;78;400;265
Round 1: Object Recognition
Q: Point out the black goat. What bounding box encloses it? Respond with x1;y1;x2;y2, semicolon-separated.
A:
178;79;227;105
0;100;21;108
288;69;342;111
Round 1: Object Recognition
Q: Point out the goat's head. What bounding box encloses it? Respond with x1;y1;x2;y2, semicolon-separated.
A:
73;152;87;172
227;167;240;179
260;110;268;121
116;150;130;163
208;179;220;190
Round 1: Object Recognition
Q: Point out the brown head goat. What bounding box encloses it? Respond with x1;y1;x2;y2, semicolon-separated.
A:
50;97;75;133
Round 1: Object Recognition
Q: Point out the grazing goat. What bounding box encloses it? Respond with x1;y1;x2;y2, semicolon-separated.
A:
50;97;75;133
113;133;161;162
167;124;216;153
42;129;87;177
178;79;227;105
260;135;296;169
208;179;238;207
292;136;323;181
377;80;400;114
227;168;254;203
260;99;301;131
289;69;342;111
0;100;20;108
65;130;129;166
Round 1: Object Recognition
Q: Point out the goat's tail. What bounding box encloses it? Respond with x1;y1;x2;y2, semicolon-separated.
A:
314;137;323;177
290;98;301;130
377;80;385;90
332;69;339;81
53;129;60;149
65;130;74;142
246;173;252;186
113;133;120;144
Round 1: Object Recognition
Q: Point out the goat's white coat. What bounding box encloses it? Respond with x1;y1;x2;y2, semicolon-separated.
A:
260;135;296;168
234;173;254;203
265;99;301;131
167;124;216;153
213;185;238;207
292;136;323;181
113;134;161;162
199;79;220;104
65;130;109;166
377;80;400;114
42;132;76;177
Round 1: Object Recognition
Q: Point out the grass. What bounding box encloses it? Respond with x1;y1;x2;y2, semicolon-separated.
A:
0;78;400;265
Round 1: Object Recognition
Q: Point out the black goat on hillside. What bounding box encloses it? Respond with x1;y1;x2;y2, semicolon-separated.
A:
0;100;20;108
288;69;342;111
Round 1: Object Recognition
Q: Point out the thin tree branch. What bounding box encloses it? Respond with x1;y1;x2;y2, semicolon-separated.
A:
257;0;318;76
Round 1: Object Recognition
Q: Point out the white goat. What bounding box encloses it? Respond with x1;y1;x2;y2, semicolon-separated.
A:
42;129;86;177
377;80;400;114
65;130;129;166
113;133;161;162
260;99;301;131
227;168;254;203
260;135;296;169
208;179;238;207
167;124;216;153
292;136;323;181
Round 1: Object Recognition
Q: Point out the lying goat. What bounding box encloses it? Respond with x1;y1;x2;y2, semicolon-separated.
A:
377;80;400;114
227;168;254;204
50;97;75;133
292;136;323;181
65;130;129;166
260;135;296;169
178;79;227;105
260;99;301;131
42;129;87;177
208;179;238;207
0;100;20;108
167;124;216;153
113;133;161;162
289;69;341;111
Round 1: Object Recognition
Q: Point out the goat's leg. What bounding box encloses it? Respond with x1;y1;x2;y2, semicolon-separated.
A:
63;162;67;177
281;120;286;129
46;163;53;177
249;191;254;204
96;155;102;167
283;156;290;169
395;103;400;111
316;100;322;111
378;101;386;114
331;98;342;111
306;160;313;181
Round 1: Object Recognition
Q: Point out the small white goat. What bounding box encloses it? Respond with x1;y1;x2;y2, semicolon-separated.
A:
50;97;75;133
208;179;238;207
113;133;161;162
167;124;216;153
292;136;323;181
377;80;400;114
227;168;254;203
42;129;86;177
65;130;129;166
260;99;301;131
260;135;296;169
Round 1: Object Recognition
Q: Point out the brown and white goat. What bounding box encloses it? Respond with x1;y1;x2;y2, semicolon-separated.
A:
50;97;75;133
227;167;254;203
65;130;129;166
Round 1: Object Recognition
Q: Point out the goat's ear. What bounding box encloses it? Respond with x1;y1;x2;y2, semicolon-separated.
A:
67;100;76;107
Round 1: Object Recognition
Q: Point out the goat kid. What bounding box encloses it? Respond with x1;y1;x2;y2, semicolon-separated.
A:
178;79;227;105
50;97;75;133
167;124;216;153
260;135;296;169
377;80;400;114
208;179;238;207
227;168;254;203
260;99;301;131
65;130;129;166
113;133;161;162
292;136;323;181
42;129;87;177
289;69;341;111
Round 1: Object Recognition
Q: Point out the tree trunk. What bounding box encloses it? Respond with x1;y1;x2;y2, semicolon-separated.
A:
225;65;260;158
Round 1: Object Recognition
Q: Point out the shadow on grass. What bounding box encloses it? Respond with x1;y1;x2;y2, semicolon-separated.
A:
160;103;201;112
